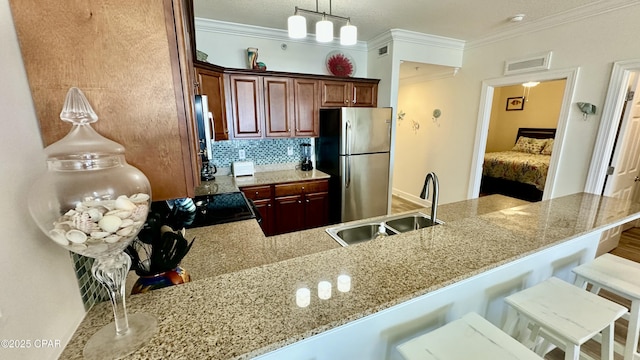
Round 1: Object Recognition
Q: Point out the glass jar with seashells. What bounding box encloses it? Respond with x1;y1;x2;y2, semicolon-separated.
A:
28;87;157;359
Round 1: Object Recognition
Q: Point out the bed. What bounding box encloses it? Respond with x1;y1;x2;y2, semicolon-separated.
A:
480;128;556;202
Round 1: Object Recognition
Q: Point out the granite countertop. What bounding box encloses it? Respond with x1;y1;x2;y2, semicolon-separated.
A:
196;169;331;196
60;193;640;359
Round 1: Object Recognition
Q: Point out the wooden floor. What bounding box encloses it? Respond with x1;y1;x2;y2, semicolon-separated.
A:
390;195;423;214
390;196;640;360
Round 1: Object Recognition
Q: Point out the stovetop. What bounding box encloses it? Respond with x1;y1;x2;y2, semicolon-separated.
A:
151;192;256;230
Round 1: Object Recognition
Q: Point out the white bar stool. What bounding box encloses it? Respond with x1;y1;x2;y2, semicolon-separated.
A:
503;277;627;360
396;312;544;360
573;253;640;360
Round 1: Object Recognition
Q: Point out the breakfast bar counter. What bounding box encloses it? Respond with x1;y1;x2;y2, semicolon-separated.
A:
59;193;640;359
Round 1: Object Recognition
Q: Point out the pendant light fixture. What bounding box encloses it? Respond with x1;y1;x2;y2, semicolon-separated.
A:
287;0;357;45
522;81;540;101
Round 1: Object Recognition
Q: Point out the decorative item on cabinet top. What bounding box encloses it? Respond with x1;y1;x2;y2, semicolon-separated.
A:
326;51;356;77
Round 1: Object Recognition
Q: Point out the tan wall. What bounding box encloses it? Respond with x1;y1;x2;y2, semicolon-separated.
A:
486;79;566;152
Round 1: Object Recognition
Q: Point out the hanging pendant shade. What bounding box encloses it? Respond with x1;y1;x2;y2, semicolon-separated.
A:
288;13;307;38
316;16;333;42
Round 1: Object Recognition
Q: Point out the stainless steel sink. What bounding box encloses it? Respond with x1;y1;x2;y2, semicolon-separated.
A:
385;212;444;233
326;222;398;247
325;212;443;247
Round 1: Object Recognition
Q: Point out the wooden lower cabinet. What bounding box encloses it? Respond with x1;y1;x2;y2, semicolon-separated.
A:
240;179;329;236
240;185;273;236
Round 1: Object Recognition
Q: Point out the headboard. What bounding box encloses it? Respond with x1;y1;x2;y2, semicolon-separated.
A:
515;128;556;143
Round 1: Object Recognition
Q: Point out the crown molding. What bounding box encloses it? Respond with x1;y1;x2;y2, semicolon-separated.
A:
195;18;368;52
400;68;459;86
467;0;639;49
390;29;465;50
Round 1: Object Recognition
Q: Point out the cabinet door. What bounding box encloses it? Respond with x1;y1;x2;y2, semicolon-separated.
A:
228;74;263;138
264;77;294;138
304;191;329;229
274;195;305;235
320;80;350;107
195;67;229;140
252;198;274;236
352;82;378;107
293;79;319;137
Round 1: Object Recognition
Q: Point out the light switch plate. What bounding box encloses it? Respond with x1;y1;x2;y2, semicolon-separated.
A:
239;149;246;159
287;146;293;156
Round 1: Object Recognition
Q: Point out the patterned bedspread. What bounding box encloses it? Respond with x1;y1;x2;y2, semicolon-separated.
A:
482;151;551;190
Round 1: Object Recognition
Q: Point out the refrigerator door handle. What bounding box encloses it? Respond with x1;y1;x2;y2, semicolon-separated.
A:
346;155;351;189
346;120;352;156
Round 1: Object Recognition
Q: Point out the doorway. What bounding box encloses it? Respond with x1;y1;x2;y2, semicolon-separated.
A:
587;62;640;254
468;68;580;200
480;79;566;202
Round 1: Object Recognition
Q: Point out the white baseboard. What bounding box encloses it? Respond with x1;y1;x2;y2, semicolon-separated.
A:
392;188;431;207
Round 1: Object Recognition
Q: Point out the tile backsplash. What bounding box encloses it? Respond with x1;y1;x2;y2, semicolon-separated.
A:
211;138;313;168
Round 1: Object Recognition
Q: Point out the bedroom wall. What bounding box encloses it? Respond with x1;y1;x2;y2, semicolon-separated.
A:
485;80;566;152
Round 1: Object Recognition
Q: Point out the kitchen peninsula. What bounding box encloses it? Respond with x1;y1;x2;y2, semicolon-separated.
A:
60;192;640;359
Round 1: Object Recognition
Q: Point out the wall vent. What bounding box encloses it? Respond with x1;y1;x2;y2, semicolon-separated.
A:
504;52;552;75
378;45;389;57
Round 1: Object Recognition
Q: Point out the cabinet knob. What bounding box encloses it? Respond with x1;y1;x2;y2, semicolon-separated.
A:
255;191;259;196
344;100;349;104
298;200;302;204
267;203;272;207
306;199;310;203
301;186;305;191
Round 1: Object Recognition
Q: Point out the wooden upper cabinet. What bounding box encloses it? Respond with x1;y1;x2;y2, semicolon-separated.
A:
9;0;198;201
293;79;320;137
320;80;351;107
320;80;378;108
263;77;294;138
195;66;229;140
227;74;264;138
352;82;378;107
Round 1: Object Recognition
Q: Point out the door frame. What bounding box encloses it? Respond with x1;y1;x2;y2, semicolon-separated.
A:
585;59;640;193
468;67;580;199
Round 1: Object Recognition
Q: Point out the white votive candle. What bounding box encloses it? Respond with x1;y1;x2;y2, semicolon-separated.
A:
318;281;332;300
296;287;311;308
337;274;351;292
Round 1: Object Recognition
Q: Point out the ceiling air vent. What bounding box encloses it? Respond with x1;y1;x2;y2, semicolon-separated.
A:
504;52;552;75
378;45;389;57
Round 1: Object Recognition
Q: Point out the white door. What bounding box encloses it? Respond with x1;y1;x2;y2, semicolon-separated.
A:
599;73;640;254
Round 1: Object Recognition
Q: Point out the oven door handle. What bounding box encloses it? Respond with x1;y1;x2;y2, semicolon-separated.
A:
247;199;262;224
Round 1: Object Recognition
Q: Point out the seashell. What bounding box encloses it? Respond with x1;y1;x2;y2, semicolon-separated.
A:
86;208;103;222
70;243;88;252
64;209;78;217
130;205;148;221
66;229;88;244
120;219;134;228
116;226;135;237
129;193;150;204
104;235;121;243
49;229;70;246
99;215;122;233
71;212;99;234
115;196;136;211
53;221;72;232
105;209;132;219
90;231;110;239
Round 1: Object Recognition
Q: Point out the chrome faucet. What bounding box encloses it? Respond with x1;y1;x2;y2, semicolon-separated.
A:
420;172;439;225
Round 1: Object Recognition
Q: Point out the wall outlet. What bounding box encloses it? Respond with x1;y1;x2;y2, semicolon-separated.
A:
287;146;293;156
238;149;246;159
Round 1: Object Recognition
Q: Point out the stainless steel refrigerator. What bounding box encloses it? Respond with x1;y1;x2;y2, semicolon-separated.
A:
315;107;392;223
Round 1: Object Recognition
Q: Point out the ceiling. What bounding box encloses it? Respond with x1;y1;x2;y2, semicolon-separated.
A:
194;0;606;42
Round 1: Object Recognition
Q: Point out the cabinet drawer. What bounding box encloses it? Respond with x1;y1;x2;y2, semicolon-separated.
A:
240;185;272;200
274;180;329;197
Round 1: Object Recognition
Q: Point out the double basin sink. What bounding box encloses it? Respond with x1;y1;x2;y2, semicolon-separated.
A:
325;212;443;247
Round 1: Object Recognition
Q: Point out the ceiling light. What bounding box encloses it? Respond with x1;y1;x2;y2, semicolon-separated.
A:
522;81;540;87
510;14;525;22
288;9;307;39
287;0;357;45
316;15;334;42
340;21;357;45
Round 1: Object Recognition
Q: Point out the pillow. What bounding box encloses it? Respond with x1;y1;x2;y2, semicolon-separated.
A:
541;138;554;155
512;136;547;154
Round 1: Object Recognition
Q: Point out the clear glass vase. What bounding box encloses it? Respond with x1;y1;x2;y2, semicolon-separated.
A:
28;87;157;359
